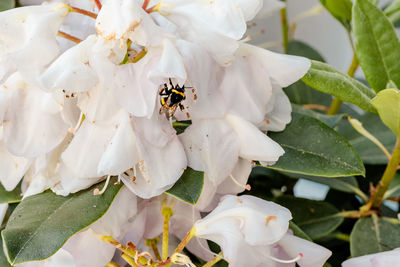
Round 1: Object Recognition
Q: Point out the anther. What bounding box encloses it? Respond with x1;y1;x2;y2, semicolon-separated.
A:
94;175;112;195
229;174;251;191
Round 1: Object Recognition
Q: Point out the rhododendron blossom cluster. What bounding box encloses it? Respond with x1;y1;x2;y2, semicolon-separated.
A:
0;0;334;266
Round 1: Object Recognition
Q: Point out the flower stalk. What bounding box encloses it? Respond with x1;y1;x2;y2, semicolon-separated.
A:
202;253;223;267
162;205;173;261
146;239;162;261
370;138;400;208
280;4;289;53
173;227;196;255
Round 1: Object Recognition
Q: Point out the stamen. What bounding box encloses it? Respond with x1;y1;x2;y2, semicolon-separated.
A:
72;112;85;134
229;174;251;191
57;31;82;44
68;5;98;19
94;175;112;195
94;0;102;10
146;2;162;13
171;253;196;267
266;253;303;264
142;0;150;9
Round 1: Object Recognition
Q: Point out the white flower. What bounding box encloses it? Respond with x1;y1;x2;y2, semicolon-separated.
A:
193;195;331;267
0;2;69;83
342;248;400;267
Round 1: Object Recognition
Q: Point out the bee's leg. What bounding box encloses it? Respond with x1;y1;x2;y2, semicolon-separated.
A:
169;78;174;88
179;103;185;111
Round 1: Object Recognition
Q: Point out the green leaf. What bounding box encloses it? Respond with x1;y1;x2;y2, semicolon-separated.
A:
289;221;313;241
371;88;400;136
285;41;332;106
353;0;400;92
0;229;11;267
338;113;396;164
0;183;21;204
166;167;204;205
350;215;400;257
0;0;15;11
1;178;123;265
302;60;376;113
292;104;344;128
384;0;400;24
276;195;344;239
268;112;365;177
319;0;352;29
287;40;325;62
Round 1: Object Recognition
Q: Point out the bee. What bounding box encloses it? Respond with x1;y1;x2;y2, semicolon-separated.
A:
159;78;189;119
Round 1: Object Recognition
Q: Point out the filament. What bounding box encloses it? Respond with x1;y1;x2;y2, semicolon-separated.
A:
229;174;251;191
267;253;303;264
94;175;111;195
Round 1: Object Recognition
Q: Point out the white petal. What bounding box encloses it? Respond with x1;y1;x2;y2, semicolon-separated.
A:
194;176;218;212
0;141;31;191
40;35;98;93
149;39;187;83
95;0;141;40
61;118;116;179
180;119;240;185
240;43;311;87
121;136;187;199
63;230;115;267
113;50;160;118
133;112;176;148
220;45;274;124
174;40;227;120
225;114;284;162
91;187;137;238
216;158;252;195
170;200;214;261
236;0;264;21
52;163;101;196
3;73;69;158
77;83;120;122
195;195;292;246
255;0;286;19
98;112;138;176
342;248;400;267
0;3;68;82
259;85;292;132
278;233;332;267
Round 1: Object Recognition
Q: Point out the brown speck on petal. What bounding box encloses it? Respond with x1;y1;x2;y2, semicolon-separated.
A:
237;197;243;204
265;215;277;225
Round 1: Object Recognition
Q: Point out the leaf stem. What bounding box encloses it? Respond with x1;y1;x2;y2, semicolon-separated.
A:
327;32;359;115
280;1;289;53
371;138;400;208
